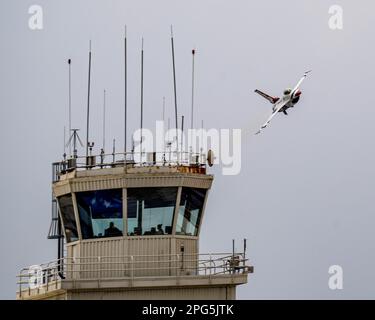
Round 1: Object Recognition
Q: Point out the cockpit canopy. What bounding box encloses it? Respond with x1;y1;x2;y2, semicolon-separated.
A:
283;88;292;95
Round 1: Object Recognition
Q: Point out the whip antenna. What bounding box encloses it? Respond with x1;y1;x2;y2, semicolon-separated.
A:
102;89;106;152
68;59;72;156
191;49;195;130
140;38;144;161
124;26;128;156
85;40;92;161
170;26;179;156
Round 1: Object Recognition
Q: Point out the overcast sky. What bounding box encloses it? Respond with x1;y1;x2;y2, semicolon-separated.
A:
1;0;374;299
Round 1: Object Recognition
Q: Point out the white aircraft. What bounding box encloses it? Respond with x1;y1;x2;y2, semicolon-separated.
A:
254;70;311;135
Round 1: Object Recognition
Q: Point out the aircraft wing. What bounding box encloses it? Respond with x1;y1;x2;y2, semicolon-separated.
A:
255;99;289;135
292;70;312;93
254;89;279;104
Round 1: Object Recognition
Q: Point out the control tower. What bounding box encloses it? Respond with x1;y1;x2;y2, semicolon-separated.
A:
17;149;253;300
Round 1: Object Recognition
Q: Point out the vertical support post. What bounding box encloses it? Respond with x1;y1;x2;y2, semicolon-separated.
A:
232;239;235;274
243;238;247;268
180;243;185;272
176;254;180;277
98;256;101;280
122;188;127;237
171;187;182;235
112;139;116;164
71;193;82;241
209;253;212;276
130;256;134;285
19;277;21;298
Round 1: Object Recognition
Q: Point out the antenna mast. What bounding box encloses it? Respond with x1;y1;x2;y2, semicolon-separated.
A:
124;26;127;156
85;41;92;161
162;97;166;155
68;59;72;156
102;89;106;152
181;115;184;157
170;26;179;155
162;96;165;123
191;49;195;130
63;126;66;159
140;38;144;161
201;119;204;154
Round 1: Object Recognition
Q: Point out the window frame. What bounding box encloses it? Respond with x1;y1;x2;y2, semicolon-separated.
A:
57;185;208;241
175;187;207;237
75;188;124;240
57;193;80;243
126;187;178;237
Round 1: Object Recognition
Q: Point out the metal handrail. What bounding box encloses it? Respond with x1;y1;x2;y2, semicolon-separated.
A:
16;252;251;295
56;151;207;175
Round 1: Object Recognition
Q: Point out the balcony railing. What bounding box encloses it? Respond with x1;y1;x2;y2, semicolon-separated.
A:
53;151;208;179
17;252;252;297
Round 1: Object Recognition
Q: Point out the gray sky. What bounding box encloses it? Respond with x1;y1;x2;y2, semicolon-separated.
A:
1;0;374;299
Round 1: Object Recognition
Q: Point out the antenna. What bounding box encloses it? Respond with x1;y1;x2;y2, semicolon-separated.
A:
200;119;204;154
68;58;72;156
85;40;92;161
181;115;184;155
102;89;106;152
162;97;166;156
191;49;195;130
170;26;179;155
243;238;247;260
167;117;171;154
124;25;127;156
162;96;166;123
63;126;66;160
232;239;235;263
112;138;116;163
140;38;144;161
66;129;84;158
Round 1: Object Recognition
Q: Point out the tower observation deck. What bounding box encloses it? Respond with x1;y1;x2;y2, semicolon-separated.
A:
17;151;253;300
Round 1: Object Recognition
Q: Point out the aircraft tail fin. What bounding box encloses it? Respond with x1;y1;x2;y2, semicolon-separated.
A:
254;89;279;104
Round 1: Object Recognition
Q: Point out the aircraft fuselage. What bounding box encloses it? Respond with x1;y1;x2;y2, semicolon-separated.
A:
273;90;301;113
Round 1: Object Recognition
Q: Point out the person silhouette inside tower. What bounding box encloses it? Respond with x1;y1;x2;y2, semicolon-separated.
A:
104;221;122;237
156;224;164;235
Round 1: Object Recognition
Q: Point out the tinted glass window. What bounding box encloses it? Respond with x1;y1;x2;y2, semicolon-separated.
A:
76;189;123;239
127;187;177;236
176;188;206;236
58;194;79;242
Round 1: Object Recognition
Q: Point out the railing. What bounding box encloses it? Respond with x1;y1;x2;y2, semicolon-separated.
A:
54;151;207;178
17;252;252;296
